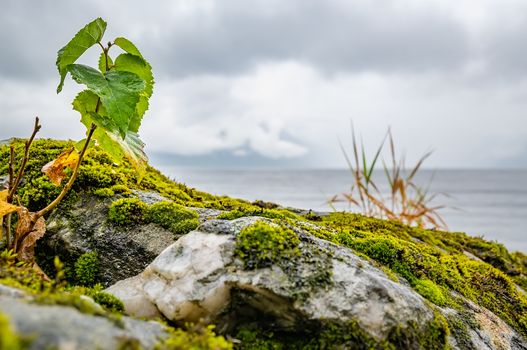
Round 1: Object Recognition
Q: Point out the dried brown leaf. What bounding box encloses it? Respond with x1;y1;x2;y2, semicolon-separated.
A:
15;207;46;263
42;148;79;186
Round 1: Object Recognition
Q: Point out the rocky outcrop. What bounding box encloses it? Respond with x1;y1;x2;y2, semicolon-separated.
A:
36;191;216;286
106;217;527;349
0;285;167;350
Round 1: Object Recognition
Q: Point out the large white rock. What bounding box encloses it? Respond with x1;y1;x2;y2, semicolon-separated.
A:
107;217;433;340
106;217;527;349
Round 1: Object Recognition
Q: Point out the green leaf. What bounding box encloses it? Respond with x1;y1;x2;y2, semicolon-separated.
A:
114;54;153;95
73;90;148;179
67;64;146;138
56;18;107;93
98;52;113;73
113;53;154;132
114;37;143;58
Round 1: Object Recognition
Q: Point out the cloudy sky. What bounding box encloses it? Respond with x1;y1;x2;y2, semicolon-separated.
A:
1;0;527;168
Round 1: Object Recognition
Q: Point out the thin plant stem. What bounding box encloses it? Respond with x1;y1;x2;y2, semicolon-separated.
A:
8;117;41;202
35;123;97;220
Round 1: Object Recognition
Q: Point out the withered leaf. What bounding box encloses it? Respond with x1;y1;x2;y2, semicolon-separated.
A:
15;207;46;263
42;148;80;186
0;189;19;218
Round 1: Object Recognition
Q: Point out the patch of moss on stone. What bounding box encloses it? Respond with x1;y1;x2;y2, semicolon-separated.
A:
108;198;148;226
93;187;115;198
414;279;447;306
446;313;477;350
0;139;264;214
235;311;450;349
170;218;199;235
156;324;232;350
72;284;125;314
217;209;247;220
74;251;99;287
144;201;199;235
0;250;124;318
317;212;527;338
218;207;301;221
235;222;301;270
110;184;132;195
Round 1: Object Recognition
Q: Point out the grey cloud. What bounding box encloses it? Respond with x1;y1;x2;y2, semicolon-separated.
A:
150;0;470;77
484;20;527;80
0;0;102;80
1;0;471;81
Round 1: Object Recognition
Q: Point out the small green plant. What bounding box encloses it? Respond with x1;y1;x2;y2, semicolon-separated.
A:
108;198;147;226
235;221;301;269
0;18;154;276
74;251;99;286
330;124;446;230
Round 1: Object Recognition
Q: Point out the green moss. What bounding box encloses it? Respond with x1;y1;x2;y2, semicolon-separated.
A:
414;279;447;306
446;314;476;350
0;250;123;319
90;290;124;314
218;207;301;221
217;209;246;220
235;327;305;349
93;187;115;198
157;324;232;350
170;218;199;235
77;284;125;313
318;212;527;337
74;251;99;287
0;139;261;214
235;312;450;349
235;222;301;270
144;201;199;235
108;198;147;226
3;139;527;345
110;184;132;195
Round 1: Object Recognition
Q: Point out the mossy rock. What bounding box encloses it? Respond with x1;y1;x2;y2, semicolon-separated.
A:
234;221;300;270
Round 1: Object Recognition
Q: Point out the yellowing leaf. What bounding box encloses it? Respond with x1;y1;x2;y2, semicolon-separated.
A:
0;190;19;218
42;148;80;186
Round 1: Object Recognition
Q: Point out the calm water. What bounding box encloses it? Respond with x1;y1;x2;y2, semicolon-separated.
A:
156;167;527;253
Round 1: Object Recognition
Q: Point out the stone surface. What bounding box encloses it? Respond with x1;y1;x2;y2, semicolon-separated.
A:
36;192;214;286
107;217;434;341
107;217;527;349
0;294;167;350
444;297;527;350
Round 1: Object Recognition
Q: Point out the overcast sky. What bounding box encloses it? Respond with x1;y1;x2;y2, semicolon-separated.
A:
1;0;527;168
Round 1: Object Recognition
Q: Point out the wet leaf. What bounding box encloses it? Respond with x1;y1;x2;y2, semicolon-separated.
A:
42;148;80;186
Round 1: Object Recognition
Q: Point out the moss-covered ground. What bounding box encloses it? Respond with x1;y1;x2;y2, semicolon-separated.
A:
1;139;527;349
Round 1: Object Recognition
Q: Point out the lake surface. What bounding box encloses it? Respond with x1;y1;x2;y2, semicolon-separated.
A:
155;167;527;253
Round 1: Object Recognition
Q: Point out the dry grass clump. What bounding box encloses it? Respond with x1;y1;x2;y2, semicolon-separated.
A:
329;124;447;230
